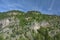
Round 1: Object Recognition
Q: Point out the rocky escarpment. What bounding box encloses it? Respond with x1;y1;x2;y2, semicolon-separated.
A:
0;10;60;40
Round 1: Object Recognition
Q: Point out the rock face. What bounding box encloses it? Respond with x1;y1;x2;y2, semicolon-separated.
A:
0;19;9;27
40;21;50;27
30;21;40;33
0;10;60;40
0;17;15;28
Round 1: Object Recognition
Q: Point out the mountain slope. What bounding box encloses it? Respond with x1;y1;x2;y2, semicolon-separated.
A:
0;10;60;40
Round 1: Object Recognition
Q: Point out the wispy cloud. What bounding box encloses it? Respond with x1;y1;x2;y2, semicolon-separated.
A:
48;0;55;10
0;0;26;11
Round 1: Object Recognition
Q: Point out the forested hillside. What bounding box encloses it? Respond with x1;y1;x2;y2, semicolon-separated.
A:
0;10;60;40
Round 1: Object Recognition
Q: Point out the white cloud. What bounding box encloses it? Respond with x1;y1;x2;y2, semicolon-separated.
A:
48;0;55;10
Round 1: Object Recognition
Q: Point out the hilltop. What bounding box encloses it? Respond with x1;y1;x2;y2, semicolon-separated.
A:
0;10;60;40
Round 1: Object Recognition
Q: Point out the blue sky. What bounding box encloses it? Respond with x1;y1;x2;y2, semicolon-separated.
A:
0;0;60;15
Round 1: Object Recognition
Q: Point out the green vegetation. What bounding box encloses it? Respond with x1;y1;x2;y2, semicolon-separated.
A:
0;10;60;40
0;35;5;40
